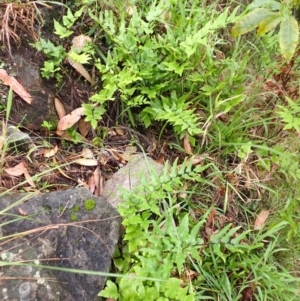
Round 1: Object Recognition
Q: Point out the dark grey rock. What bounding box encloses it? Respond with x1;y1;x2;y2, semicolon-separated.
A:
0;188;121;301
10;55;58;130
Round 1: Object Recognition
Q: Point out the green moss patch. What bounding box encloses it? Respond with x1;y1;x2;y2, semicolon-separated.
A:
84;199;96;211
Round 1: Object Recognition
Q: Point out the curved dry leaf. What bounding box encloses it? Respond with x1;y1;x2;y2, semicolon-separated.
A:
184;132;193;154
93;165;103;196
78;118;92;137
18;207;28;216
56;129;65;136
67;59;93;84
24;170;36;188
54;98;66;119
40;145;58;158
254;210;269;230
107;150;126;164
87;175;96;194
0;69;32;104
98;153;109;165
57;107;84;130
5;162;27;176
115;127;125;136
73;158;98;166
81;147;94;159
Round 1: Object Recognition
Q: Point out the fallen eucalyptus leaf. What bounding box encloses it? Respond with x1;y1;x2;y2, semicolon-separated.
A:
73;158;98;166
254;210;269;230
57;107;84;130
0;69;32;104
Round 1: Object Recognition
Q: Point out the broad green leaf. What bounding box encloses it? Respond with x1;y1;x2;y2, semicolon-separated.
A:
98;280;120;298
257;12;282;35
248;0;281;11
53;19;73;38
163;61;186;76
230;229;251;245
213;243;226;262
232;8;274;36
279;16;299;61
177;214;189;240
225;243;244;253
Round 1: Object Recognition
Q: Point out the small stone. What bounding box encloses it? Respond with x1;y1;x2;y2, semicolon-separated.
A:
103;154;164;208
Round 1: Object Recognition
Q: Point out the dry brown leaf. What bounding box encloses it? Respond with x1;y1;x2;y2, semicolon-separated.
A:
73;158;98;166
81;147;94;159
23;187;38;192
242;286;254;301
98;153;109;165
5;162;27;176
107;128;117;136
115;127;125;136
93;166;103;196
191;154;210;165
57;107;85;130
67;60;93;84
184;132;193;154
18;207;28;216
0;69;32;104
254;210;270;230
39;145;58;158
54;98;66;119
107;150;126;164
24;170;36;188
87;175;96;194
179;269;198;286
78;118;91;137
55;129;66;136
156;156;165;164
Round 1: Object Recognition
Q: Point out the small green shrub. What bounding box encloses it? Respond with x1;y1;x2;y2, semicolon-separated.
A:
99;159;299;300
